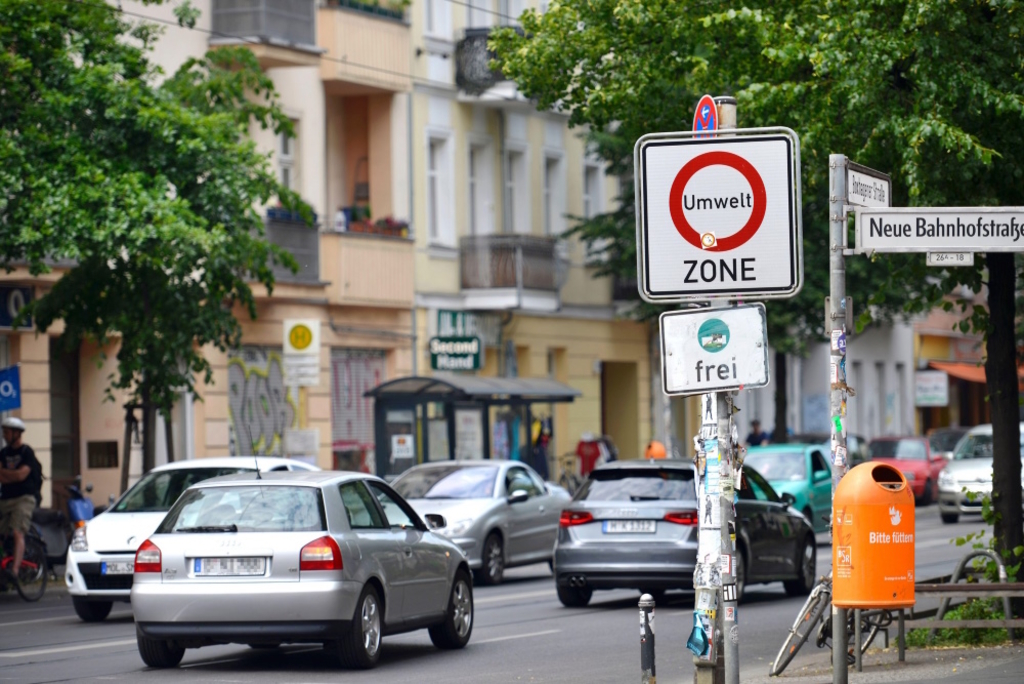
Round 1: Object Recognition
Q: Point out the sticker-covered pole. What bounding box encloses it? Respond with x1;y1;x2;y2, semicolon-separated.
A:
690;393;721;684
829;153;849;684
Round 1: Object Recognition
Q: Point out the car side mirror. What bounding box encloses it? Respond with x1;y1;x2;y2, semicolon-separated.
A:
813;470;829;483
86;483;94;493
507;490;530;505
424;513;446;530
781;492;797;506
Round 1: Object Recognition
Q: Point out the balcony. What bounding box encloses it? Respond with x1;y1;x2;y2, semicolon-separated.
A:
266;214;320;284
454;27;527;106
460;234;565;312
612;276;639;302
323;232;414;308
210;0;322;69
318;3;411;93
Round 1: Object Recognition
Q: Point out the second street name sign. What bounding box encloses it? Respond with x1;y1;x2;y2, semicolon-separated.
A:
856;207;1024;253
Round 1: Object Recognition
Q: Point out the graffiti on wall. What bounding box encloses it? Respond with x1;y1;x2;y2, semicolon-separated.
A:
228;347;296;456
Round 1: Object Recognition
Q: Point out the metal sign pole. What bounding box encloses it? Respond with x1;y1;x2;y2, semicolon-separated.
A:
718;391;739;684
828;154;850;684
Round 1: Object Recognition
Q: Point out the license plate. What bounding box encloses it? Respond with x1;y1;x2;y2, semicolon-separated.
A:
101;561;134;575
603;520;656;534
193;557;267;577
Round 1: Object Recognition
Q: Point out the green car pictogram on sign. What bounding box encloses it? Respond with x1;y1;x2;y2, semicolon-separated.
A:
698;319;730;353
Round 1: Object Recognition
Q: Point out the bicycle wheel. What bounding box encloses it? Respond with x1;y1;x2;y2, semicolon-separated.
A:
14;538;48;602
769;585;830;676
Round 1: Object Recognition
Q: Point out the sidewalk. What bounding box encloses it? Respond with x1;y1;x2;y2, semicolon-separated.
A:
743;644;1024;683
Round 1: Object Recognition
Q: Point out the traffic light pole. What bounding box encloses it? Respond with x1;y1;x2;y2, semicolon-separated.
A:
829;154;850;684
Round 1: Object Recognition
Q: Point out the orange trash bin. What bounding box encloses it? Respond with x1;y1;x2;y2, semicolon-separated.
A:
832;462;915;608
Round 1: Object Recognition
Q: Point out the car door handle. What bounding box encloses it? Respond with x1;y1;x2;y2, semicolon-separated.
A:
403;547;413;557
538;505;545;513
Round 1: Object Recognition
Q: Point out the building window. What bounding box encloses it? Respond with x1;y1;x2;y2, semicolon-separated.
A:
469;145;481;235
426;0;451;37
87;441;119;469
543;155;564;235
468;0;494;27
506;149;527;233
279;121;298;192
583;163;601;219
427;135;453;245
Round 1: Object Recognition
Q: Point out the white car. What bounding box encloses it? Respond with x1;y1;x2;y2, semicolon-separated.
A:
65;456;318;621
937;422;1024;523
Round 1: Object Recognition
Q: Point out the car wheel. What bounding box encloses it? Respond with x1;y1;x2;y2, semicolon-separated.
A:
476;532;505;586
136;631;185;668
733;546;746;603
73;597;113;622
940;511;960;524
429;569;474;649
338;584;382;669
556;583;592;608
783;535;816;597
920;479;934;506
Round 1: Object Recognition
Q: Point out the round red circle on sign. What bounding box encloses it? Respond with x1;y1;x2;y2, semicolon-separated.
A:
668;151;767;252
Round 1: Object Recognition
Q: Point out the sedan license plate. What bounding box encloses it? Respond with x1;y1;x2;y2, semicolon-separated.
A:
101;561;134;575
603;520;656;534
193;557;267;577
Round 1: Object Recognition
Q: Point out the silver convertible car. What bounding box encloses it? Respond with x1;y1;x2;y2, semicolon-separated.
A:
392;460;571;585
131;471;473;669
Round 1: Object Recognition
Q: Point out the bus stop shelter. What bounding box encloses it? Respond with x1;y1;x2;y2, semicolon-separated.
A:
364;373;580;479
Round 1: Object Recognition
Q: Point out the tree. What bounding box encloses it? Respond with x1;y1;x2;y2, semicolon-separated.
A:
492;0;1024;563
0;0;308;473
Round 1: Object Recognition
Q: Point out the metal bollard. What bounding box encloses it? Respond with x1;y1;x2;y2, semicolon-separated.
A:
854;609;862;672
898;609;905;662
640;593;656;684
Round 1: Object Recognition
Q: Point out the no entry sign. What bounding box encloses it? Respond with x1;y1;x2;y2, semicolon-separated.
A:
634;129;802;302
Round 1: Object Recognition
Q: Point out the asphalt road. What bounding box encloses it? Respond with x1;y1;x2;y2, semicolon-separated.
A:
0;506;996;683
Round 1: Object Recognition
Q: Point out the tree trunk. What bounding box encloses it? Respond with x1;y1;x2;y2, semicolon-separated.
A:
773;350;789;444
141;386;157;474
985;253;1023;614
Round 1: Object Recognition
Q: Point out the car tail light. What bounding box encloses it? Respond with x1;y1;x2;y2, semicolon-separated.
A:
663;510;699;525
135;540;162;573
300;536;343;571
559;510;594;527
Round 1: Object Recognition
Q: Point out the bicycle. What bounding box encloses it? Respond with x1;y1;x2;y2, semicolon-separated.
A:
0;519;49;602
769;570;892;676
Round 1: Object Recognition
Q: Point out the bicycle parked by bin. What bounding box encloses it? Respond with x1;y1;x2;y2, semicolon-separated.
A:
770;569;892;676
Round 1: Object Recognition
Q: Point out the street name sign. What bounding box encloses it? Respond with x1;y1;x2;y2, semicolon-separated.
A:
635;129;803;302
846;161;891;208
855;207;1024;253
660;304;770;396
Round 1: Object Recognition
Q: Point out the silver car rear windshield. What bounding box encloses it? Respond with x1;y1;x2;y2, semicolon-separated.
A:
157;486;326;533
393;466;499;499
113;468;249;513
575;469;696;502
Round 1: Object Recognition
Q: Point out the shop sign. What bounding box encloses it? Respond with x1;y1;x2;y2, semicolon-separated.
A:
0;286;32;329
915;370;949;407
430;336;482;371
437;310;499;347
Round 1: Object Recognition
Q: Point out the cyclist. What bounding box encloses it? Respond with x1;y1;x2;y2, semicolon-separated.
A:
0;417;42;578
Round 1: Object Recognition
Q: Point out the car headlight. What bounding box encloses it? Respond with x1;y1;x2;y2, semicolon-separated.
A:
71;525;88;552
437;519;475;537
902;471;916;481
938;470;956;488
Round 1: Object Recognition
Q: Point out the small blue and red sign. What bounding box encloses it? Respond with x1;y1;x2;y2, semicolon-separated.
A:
692;94;717;139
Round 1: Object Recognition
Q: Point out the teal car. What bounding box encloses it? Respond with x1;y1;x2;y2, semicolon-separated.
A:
744;444;832;533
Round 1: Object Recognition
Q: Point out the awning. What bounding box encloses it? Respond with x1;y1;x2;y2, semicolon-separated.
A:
364;373;581;403
928;361;987;384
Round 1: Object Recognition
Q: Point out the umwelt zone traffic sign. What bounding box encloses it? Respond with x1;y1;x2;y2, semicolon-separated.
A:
634;129;802;302
855;207;1024;253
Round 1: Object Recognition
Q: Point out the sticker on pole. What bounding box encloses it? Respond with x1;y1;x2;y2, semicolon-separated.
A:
634;129;802;302
660;304;770;396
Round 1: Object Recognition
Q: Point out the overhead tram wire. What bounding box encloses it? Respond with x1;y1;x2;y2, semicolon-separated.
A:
64;0;522;101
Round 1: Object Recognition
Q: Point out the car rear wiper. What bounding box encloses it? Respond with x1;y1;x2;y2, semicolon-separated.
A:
175;524;238;533
630;495;663;501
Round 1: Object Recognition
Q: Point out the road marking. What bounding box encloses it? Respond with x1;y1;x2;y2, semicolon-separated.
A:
0;612;133;628
475;589;555;605
474;629;561;645
0;638;136;658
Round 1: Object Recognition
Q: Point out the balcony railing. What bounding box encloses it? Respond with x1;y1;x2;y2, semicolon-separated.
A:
212;0;316;47
460;234;563;292
455;28;504;95
318;4;411;91
612;276;639;302
266;217;320;284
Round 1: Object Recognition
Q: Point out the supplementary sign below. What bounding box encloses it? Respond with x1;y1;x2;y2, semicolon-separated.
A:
856;207;1024;253
661;304;770;396
926;252;974;267
635;130;802;301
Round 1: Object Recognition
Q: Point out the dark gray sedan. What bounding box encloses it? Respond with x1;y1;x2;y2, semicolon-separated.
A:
553;459;816;607
131;471;473;669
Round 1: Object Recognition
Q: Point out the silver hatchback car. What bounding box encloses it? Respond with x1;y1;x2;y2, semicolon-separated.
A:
131;471;473;669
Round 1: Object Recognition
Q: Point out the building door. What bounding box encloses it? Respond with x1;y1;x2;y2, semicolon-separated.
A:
600;361;639;460
49;338;80;514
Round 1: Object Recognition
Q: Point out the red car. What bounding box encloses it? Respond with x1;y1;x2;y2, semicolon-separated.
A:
868;437;948;504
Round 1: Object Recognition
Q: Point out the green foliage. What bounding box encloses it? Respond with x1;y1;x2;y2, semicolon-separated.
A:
905;598;1010;647
954;489;1024;582
490;0;1024;346
0;0;308;414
